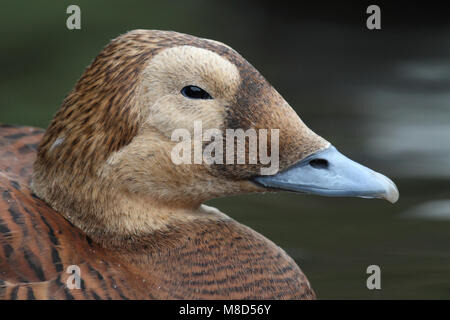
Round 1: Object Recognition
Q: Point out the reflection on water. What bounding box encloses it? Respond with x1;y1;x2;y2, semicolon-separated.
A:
401;200;450;221
363;84;450;178
0;1;449;299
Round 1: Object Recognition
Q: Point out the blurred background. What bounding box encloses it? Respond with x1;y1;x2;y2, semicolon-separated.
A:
1;0;449;299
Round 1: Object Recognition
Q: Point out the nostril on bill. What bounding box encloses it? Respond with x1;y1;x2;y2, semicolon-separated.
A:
309;158;329;169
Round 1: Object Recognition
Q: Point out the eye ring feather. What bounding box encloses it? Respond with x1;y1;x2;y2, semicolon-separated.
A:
180;85;213;100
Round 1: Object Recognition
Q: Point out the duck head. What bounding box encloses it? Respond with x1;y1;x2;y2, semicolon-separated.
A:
32;30;398;240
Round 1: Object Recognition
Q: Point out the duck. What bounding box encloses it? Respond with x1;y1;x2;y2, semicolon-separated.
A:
0;29;399;300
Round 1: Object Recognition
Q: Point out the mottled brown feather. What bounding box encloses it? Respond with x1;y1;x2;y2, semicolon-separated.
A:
0;126;315;299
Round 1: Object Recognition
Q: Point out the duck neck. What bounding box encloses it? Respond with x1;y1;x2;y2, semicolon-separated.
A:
33;175;229;250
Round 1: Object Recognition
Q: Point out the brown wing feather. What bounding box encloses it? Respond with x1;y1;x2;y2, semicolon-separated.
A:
0;125;44;184
0;164;149;300
0;126;145;299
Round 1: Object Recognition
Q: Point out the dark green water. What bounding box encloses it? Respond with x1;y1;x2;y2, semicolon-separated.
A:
1;1;449;299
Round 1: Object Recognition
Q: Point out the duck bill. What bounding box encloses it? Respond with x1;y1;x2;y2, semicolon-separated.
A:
252;146;399;203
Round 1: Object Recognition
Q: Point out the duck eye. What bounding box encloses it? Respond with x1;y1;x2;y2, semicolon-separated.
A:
180;85;212;100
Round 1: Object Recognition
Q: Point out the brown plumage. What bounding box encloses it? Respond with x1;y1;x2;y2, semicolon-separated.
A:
0;30;330;299
0;126;314;299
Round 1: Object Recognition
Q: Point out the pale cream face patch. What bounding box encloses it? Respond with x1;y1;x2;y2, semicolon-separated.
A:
139;45;241;137
100;45;254;213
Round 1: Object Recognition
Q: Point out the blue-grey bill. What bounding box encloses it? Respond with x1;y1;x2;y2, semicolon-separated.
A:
253;146;399;203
